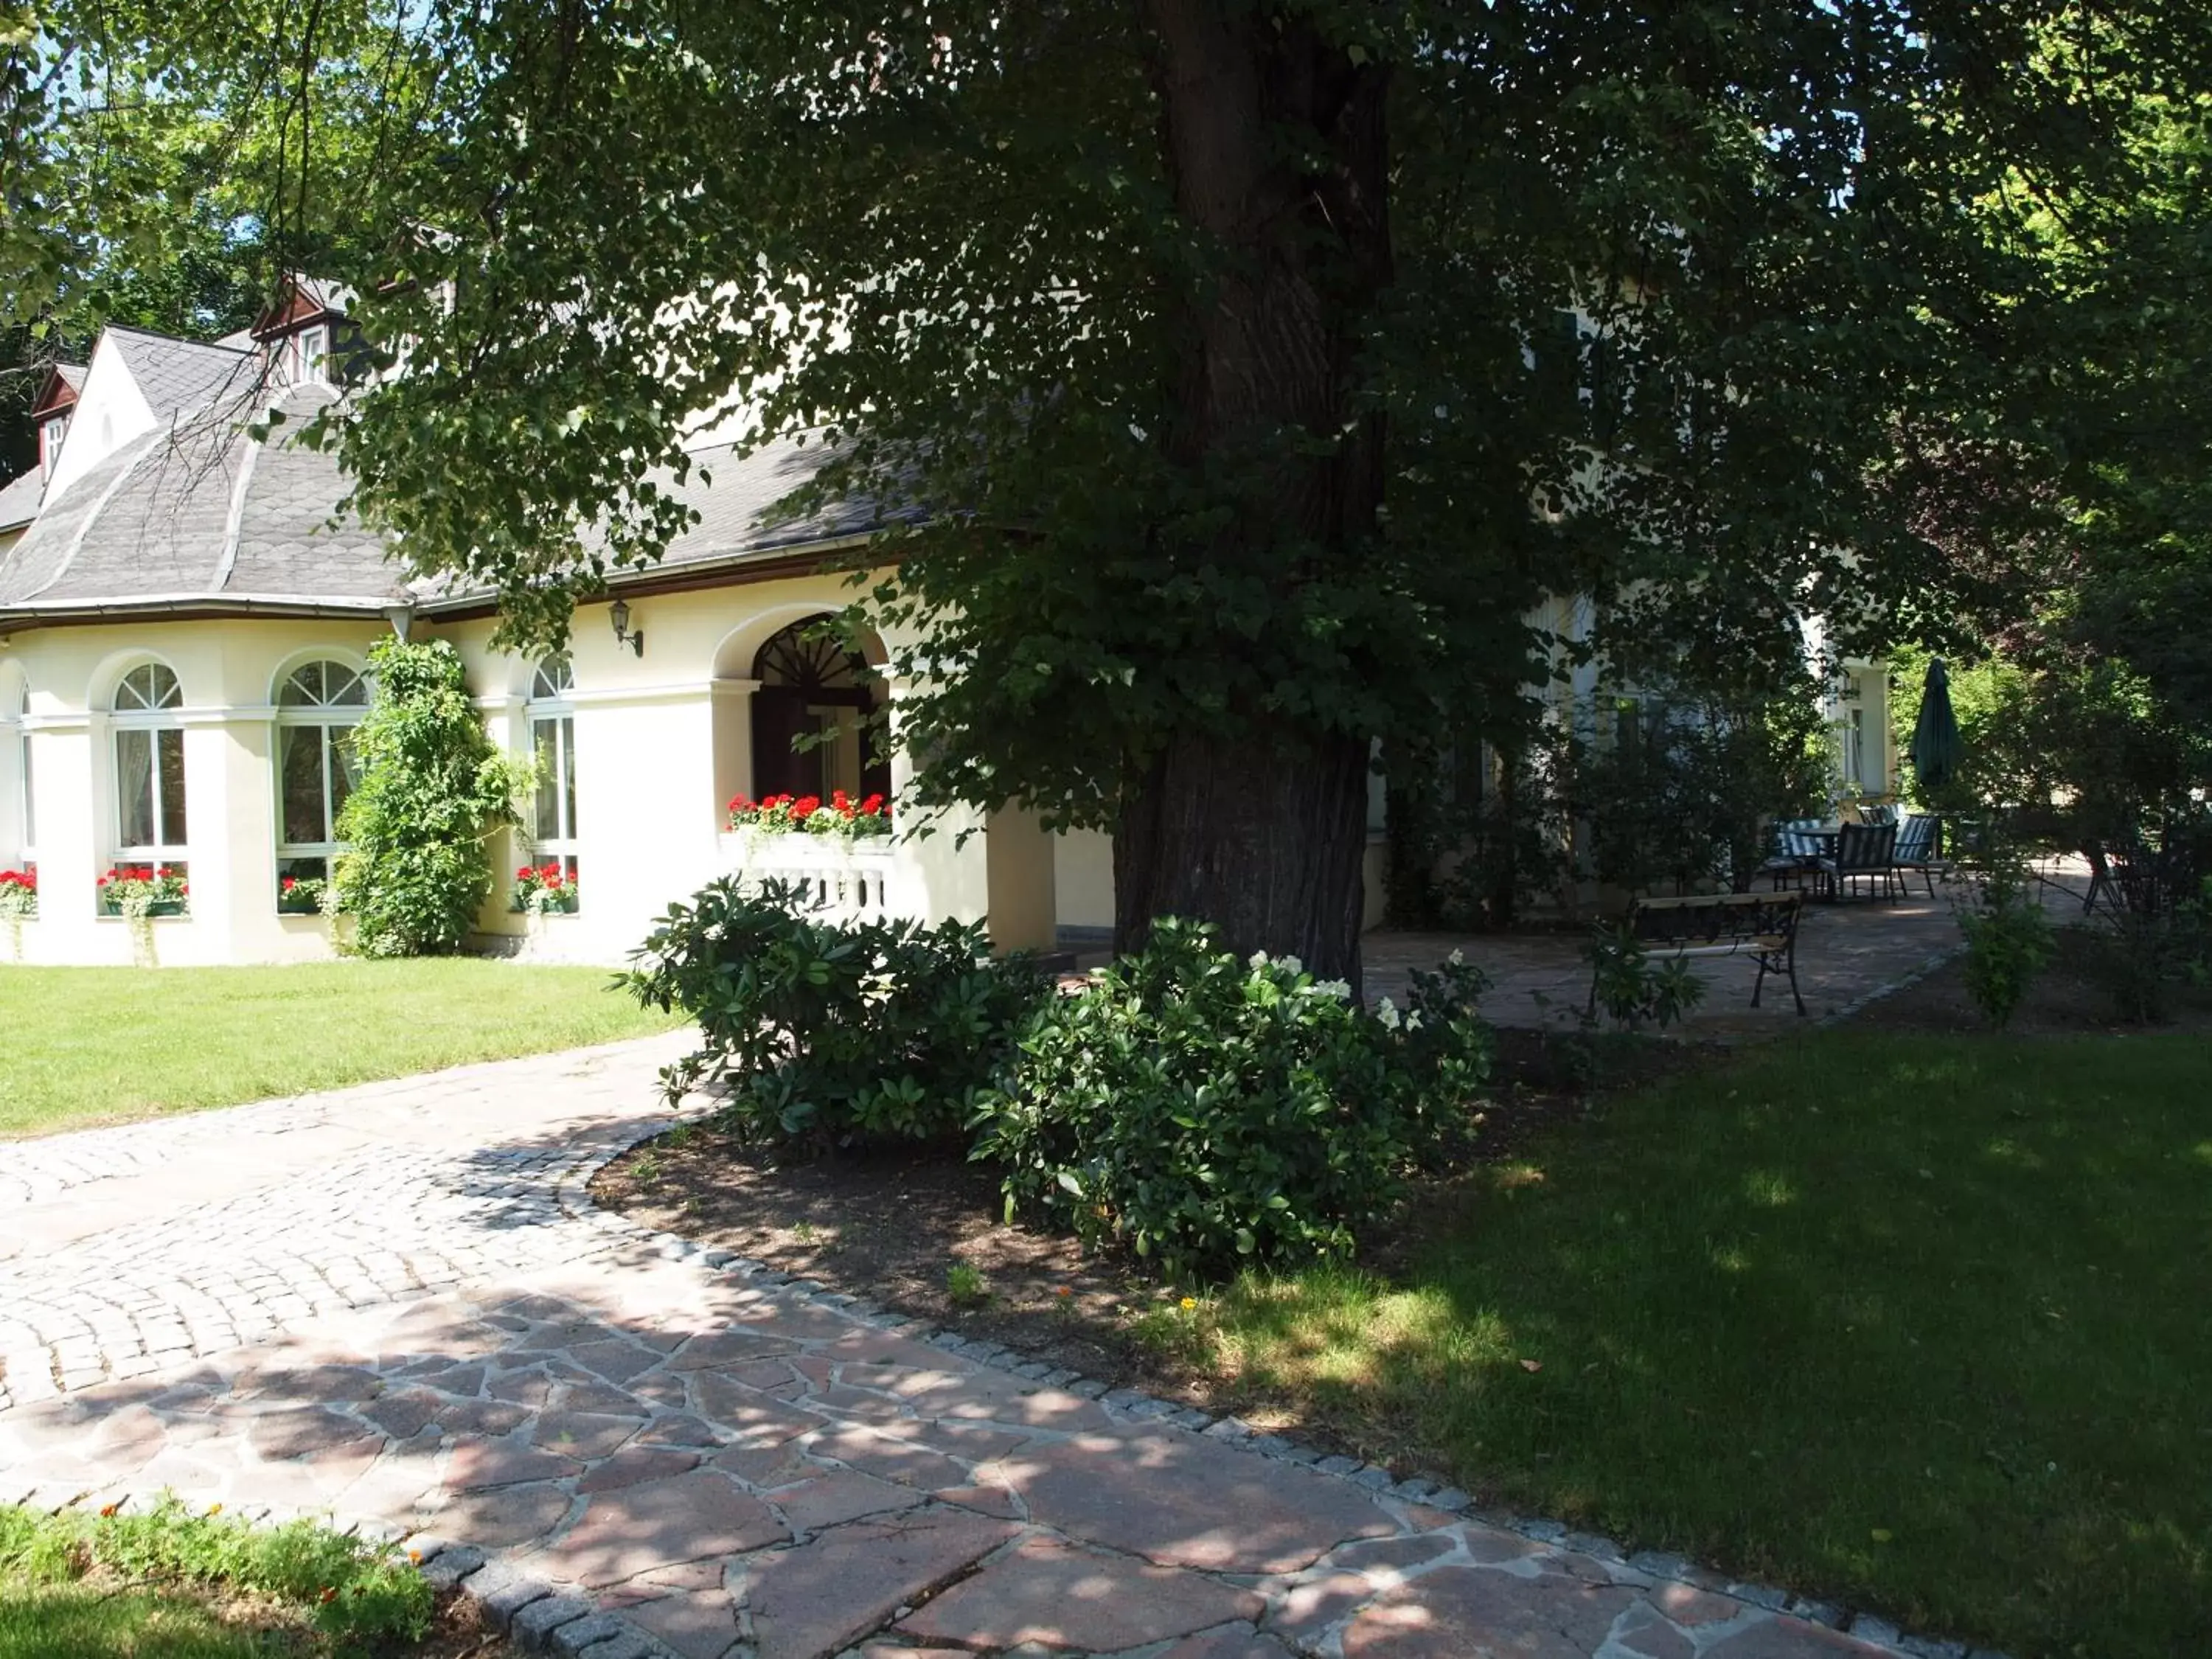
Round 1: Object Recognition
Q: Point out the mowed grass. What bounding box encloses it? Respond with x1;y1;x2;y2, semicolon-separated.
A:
1192;1032;2212;1659
0;959;681;1138
0;1497;433;1658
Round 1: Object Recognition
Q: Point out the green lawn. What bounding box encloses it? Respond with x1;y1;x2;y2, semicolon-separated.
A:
0;960;681;1138
0;1498;436;1658
1193;1032;2211;1659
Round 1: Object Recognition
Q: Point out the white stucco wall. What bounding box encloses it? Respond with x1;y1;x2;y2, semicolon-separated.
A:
0;616;387;965
0;569;1059;967
41;338;159;503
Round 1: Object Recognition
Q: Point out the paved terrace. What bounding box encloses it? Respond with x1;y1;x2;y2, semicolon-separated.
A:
1362;861;2104;1041
0;1035;1928;1659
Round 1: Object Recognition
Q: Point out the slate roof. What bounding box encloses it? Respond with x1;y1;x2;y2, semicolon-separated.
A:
0;392;886;616
107;328;257;425
657;434;884;566
0;382;408;611
0;467;41;535
0;301;893;616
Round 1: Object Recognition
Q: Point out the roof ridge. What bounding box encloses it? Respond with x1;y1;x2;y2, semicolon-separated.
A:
105;324;253;355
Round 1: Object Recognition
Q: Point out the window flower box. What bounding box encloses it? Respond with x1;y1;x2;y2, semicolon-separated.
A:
276;874;330;916
728;789;890;841
97;865;189;918
0;868;34;961
511;863;580;915
0;868;35;921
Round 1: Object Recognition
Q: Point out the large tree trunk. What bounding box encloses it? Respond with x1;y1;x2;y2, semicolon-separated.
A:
1124;0;1391;989
1115;723;1373;983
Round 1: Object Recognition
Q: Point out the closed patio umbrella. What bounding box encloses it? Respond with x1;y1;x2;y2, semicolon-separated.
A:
1910;658;1964;793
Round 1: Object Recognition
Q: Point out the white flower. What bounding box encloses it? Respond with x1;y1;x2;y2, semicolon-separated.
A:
1374;997;1402;1030
1312;978;1352;1001
1278;955;1304;975
1446;948;1465;967
1248;950;1271;970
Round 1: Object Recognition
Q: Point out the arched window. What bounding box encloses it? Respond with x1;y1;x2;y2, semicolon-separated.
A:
751;616;891;804
111;662;188;869
526;655;579;890
276;660;369;903
1;675;29;879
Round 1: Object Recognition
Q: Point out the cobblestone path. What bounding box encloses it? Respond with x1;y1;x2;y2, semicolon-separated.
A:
1;1036;1918;1659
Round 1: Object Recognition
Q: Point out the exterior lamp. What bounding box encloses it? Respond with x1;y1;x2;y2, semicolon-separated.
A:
609;597;644;657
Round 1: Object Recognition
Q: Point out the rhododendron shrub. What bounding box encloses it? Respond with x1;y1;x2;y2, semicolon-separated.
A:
626;877;1047;1150
970;922;1492;1279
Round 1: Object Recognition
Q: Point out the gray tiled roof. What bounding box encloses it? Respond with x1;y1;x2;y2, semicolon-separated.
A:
108;328;257;425
0;400;887;613
0;385;406;610
53;363;87;396
0;467;41;533
656;434;884;566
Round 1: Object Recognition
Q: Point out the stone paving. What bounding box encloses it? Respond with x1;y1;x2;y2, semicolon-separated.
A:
1366;883;1972;1042
0;1034;1939;1658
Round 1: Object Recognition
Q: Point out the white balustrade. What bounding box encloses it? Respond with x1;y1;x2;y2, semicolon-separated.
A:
718;831;902;926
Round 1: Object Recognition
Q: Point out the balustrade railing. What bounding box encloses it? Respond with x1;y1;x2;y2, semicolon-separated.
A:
717;832;901;926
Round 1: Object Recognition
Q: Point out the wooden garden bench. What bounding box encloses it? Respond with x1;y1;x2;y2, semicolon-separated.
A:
1593;891;1806;1017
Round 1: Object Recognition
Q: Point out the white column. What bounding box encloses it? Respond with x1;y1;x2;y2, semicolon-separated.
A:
710;678;760;821
883;676;989;928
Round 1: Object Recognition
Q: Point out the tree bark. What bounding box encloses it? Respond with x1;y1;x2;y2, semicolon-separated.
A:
1116;723;1374;984
1121;0;1391;989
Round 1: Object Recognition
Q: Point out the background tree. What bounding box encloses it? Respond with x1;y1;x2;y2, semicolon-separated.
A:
9;1;2209;981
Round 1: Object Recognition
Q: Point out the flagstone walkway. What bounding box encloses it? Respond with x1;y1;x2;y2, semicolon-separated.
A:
0;1035;1919;1658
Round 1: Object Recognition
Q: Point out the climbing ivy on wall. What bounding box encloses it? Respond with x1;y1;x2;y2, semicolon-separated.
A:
334;638;532;957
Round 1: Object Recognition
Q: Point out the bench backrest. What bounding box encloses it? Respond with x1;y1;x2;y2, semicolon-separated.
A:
1627;890;1802;945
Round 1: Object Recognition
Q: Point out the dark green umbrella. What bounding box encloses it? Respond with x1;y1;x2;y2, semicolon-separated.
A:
1910;658;1964;792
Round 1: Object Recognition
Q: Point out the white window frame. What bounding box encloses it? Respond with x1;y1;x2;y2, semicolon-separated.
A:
111;662;189;869
1;695;29;877
526;656;579;886
41;415;67;479
17;727;32;870
274;660;368;897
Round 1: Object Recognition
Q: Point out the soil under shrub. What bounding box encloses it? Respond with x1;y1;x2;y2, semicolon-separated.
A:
588;1027;1712;1434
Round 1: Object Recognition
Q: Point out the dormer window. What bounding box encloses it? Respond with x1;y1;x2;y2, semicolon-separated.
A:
40;415;68;480
271;324;328;388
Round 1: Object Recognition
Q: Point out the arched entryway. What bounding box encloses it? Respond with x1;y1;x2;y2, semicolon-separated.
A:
749;616;892;804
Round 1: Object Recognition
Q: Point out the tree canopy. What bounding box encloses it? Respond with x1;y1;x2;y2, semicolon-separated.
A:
7;0;2210;973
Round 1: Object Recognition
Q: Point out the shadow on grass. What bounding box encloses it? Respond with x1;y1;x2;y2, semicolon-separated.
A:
1211;1030;2212;1658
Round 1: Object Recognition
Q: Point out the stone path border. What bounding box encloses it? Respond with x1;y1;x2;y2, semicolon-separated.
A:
0;1038;2008;1659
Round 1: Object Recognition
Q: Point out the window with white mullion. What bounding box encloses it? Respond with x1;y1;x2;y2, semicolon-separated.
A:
111;663;189;867
526;655;580;889
274;661;367;898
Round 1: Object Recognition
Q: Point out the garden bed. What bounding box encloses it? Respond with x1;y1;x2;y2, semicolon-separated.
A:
589;1027;1708;1416
1851;922;2212;1037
